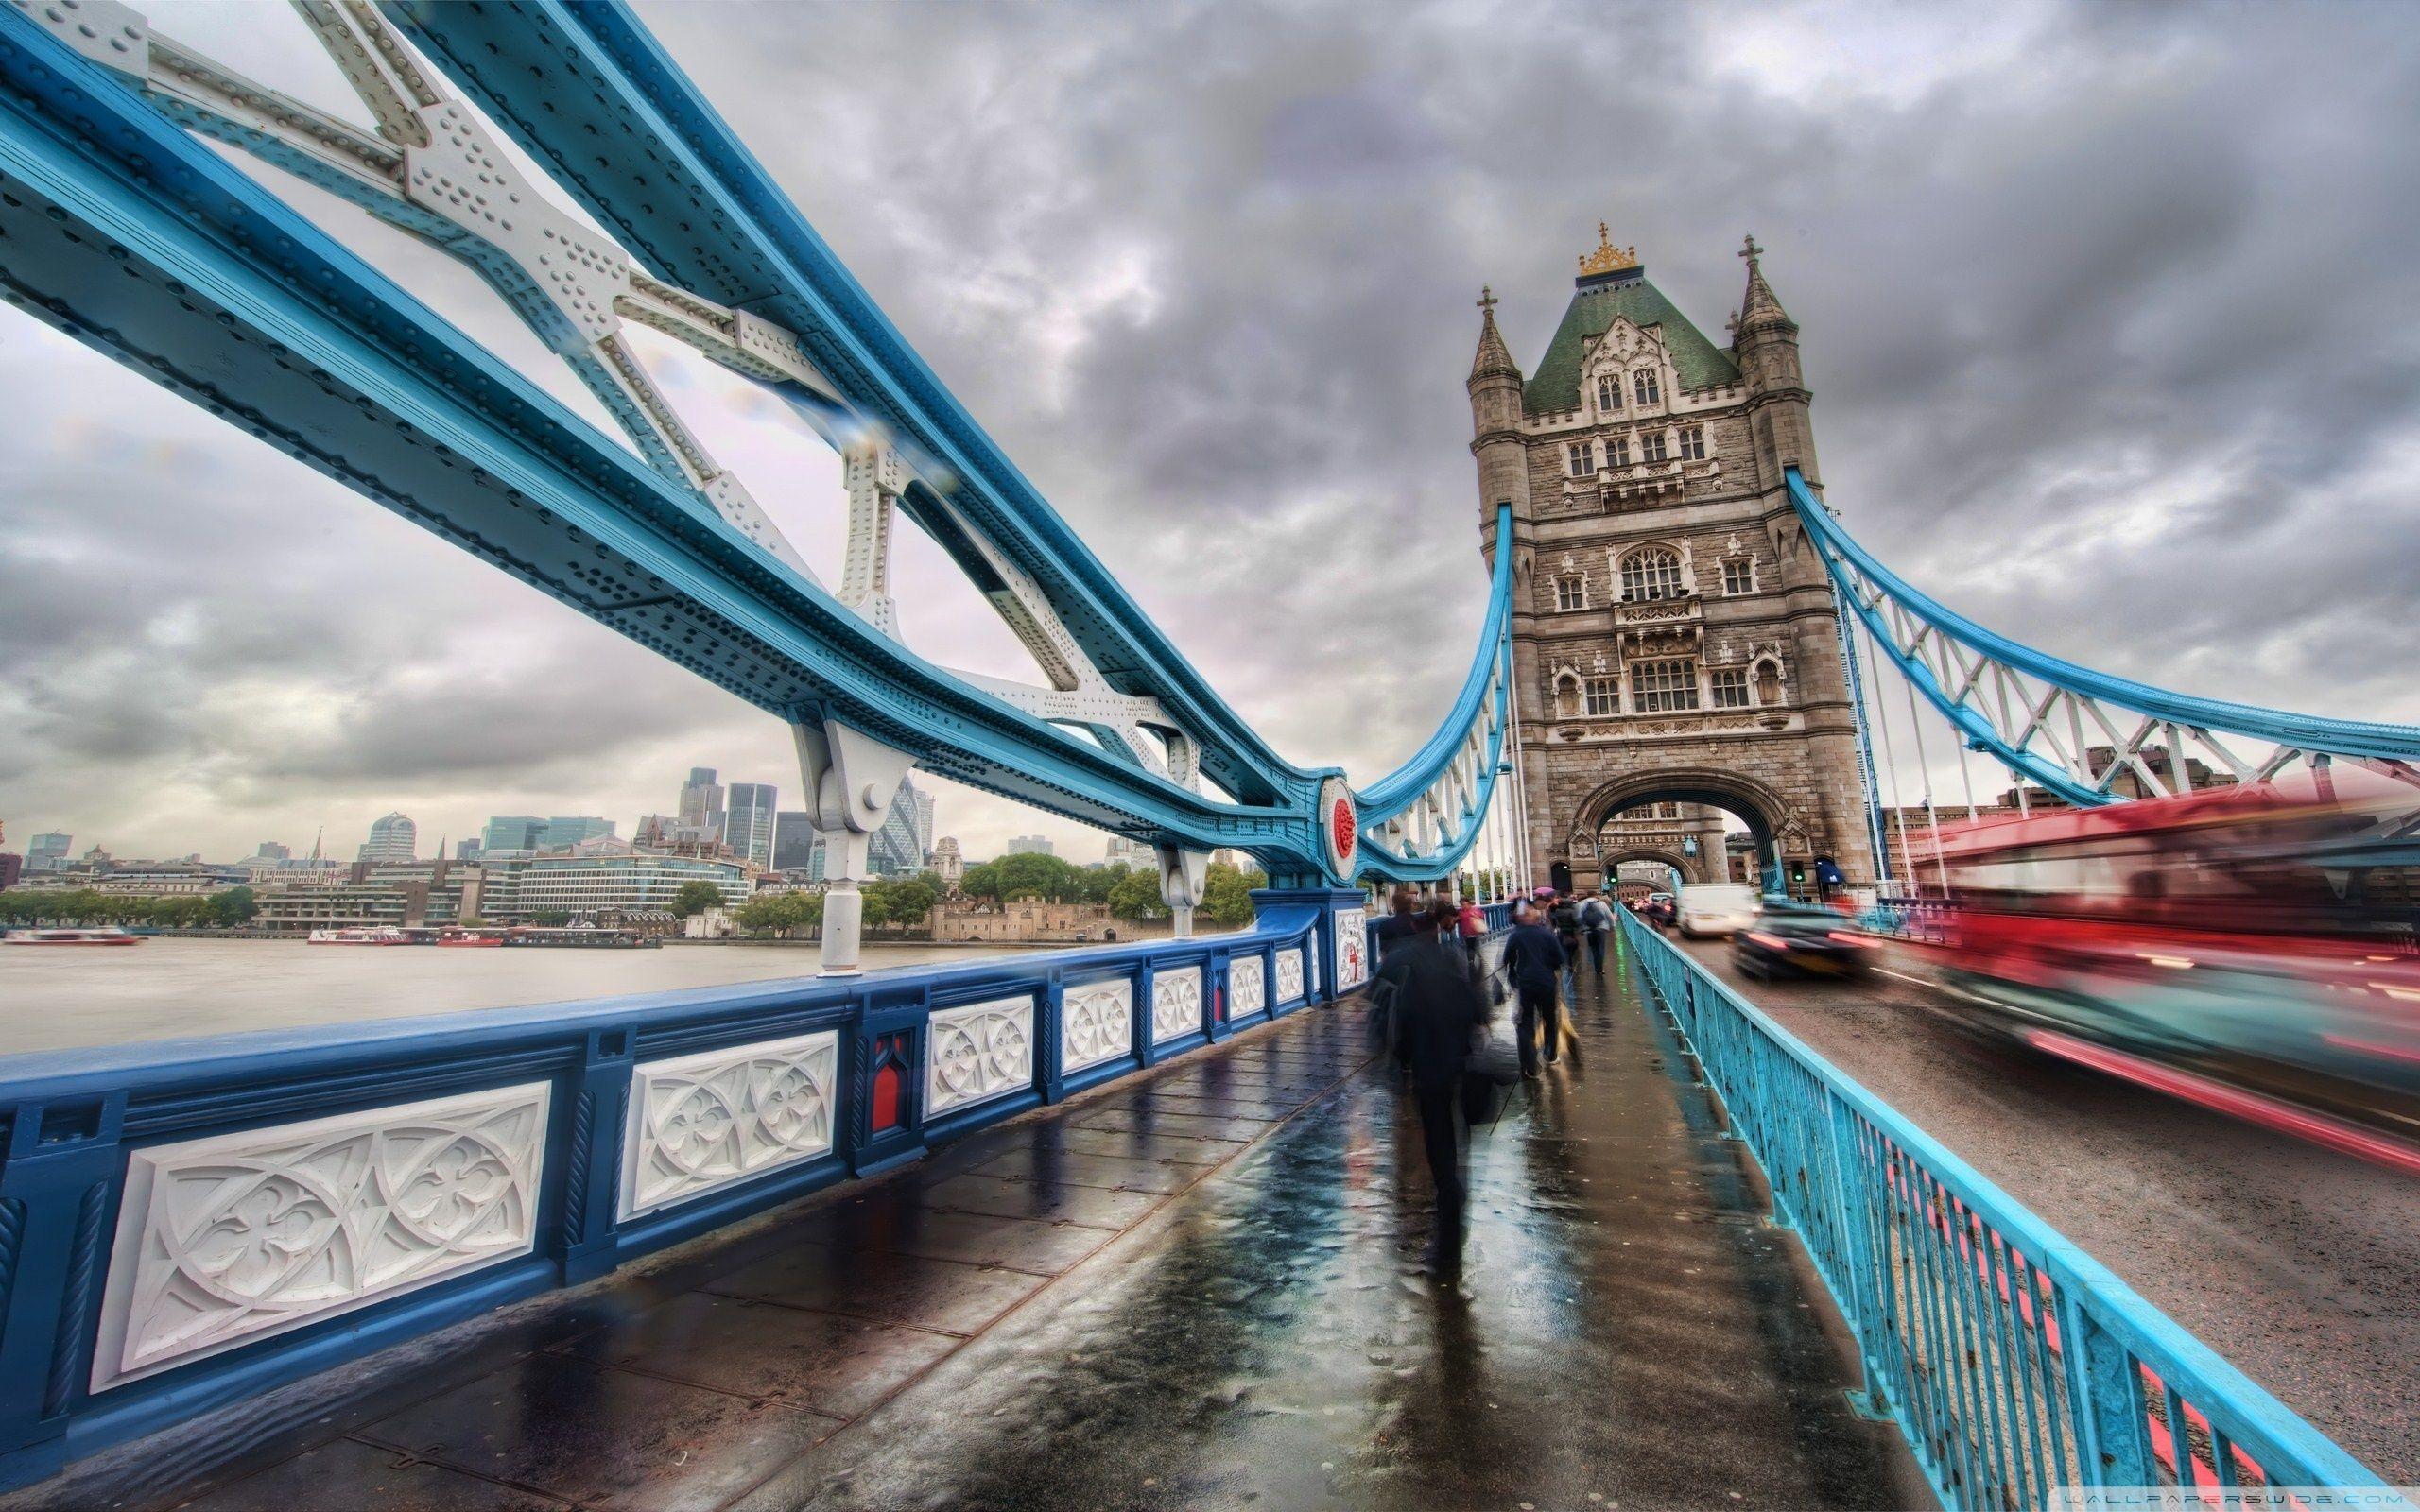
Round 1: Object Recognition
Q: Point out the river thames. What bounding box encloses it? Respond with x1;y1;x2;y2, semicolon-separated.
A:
0;937;1041;1055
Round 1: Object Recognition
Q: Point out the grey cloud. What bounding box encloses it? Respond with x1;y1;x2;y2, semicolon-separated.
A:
7;0;2420;859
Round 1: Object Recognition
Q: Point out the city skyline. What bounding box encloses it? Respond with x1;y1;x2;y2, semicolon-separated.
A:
6;1;2420;869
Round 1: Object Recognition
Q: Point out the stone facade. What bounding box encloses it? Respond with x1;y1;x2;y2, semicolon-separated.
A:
934;900;1121;943
1471;231;1877;899
1596;802;1728;886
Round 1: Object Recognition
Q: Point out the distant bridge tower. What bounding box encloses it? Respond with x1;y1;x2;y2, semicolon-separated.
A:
1471;230;1877;899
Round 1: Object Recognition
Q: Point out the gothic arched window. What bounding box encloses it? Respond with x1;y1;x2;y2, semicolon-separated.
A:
1597;373;1622;413
1619;545;1685;603
1632;368;1662;406
1553;574;1586;612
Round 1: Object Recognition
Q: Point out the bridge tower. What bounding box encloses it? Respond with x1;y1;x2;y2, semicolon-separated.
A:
1471;230;1877;900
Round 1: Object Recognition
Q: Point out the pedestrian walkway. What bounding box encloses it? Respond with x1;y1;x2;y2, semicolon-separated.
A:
14;956;1924;1511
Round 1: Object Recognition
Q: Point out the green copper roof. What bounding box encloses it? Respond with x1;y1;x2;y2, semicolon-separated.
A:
1522;273;1741;415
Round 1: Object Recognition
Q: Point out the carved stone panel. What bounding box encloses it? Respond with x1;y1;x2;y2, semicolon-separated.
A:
1151;966;1204;1044
1333;907;1369;990
925;995;1035;1116
1276;947;1306;1005
1063;979;1134;1073
94;1082;551;1392
621;1030;839;1220
1230;955;1266;1018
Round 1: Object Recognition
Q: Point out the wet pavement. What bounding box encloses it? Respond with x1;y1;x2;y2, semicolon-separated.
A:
18;954;1926;1511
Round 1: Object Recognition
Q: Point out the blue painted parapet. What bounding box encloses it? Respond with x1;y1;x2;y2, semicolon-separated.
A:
1615;911;2392;1506
0;908;1357;1492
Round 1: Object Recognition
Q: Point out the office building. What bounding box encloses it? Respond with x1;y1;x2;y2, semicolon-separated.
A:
481;816;547;852
481;851;749;920
357;812;417;862
725;783;777;868
771;811;819;871
1006;834;1053;857
254;841;291;861
1104;835;1152;868
677;767;724;838
539;816;616;850
454;838;483;862
0;853;21;891
28;833;69;871
908;784;936;858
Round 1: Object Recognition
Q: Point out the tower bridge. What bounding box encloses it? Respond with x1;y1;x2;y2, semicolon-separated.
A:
2;3;2418;1507
1474;228;1876;902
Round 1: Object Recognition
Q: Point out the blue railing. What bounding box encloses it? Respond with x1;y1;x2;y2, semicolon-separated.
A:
0;889;1367;1491
1616;910;2390;1507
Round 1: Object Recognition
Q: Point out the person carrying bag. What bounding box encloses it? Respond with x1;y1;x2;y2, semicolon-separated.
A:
1372;900;1491;1228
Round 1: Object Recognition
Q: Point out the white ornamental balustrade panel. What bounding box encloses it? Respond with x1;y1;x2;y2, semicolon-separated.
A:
1333;908;1369;990
926;995;1036;1115
93;1082;551;1392
1151;967;1204;1044
620;1030;839;1219
1308;934;1322;995
1230;955;1266;1018
1276;948;1306;1005
1063;979;1134;1073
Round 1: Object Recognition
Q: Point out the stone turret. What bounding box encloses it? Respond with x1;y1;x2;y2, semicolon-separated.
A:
1467;286;1530;564
1732;235;1816;487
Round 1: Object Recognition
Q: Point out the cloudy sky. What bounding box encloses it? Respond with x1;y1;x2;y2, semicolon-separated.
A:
6;0;2419;866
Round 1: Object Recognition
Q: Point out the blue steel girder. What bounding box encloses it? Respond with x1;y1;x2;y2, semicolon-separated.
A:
375;0;1305;813
1788;468;2420;805
0;11;1333;862
0;0;1522;887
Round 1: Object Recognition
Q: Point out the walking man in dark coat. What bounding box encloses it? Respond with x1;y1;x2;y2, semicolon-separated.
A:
1371;901;1488;1228
1501;898;1568;1076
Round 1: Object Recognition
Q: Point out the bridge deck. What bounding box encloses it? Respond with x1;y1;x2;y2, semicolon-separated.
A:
14;961;1923;1511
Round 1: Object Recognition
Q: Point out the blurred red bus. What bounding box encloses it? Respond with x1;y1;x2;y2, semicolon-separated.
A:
1912;765;2420;1167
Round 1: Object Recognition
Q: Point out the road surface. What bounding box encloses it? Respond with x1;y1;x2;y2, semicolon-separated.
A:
1638;932;2420;1482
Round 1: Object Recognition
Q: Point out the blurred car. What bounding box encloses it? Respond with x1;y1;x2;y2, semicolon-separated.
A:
1735;902;1881;980
1641;893;1676;929
1677;883;1761;938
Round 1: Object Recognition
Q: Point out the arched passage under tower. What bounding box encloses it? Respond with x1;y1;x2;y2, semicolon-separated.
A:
1562;767;1826;901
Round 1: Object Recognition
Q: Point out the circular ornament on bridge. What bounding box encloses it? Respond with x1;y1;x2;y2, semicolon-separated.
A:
1318;776;1357;879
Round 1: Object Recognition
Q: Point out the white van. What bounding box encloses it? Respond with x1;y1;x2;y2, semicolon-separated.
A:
1676;883;1761;938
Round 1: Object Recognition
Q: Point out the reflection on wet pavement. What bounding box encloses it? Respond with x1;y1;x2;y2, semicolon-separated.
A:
49;958;1920;1511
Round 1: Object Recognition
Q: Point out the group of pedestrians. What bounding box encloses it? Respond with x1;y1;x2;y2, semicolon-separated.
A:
1365;881;1625;1263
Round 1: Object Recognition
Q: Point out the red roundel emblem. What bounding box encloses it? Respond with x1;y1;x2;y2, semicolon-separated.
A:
1328;792;1357;865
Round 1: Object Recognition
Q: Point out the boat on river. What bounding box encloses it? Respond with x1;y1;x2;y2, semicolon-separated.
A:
2;926;143;946
306;927;412;945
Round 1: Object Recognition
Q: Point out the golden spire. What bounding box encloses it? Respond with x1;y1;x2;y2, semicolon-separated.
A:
1577;221;1638;277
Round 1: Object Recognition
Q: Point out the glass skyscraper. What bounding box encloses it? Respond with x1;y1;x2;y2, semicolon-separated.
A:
771;811;819;871
726;783;777;868
482;816;546;852
866;777;929;877
538;816;616;850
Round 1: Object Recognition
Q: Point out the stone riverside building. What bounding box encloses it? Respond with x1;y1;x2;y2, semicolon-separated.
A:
1471;229;1877;898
